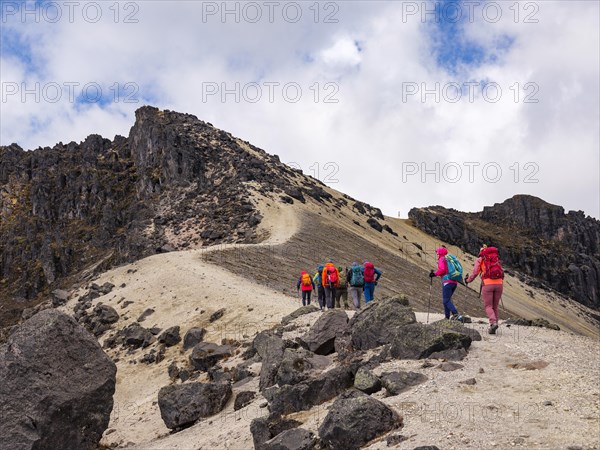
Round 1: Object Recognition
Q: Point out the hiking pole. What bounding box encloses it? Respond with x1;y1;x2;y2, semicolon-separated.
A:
427;276;432;324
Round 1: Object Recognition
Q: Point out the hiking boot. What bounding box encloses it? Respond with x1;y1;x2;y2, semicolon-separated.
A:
450;314;464;322
490;323;499;334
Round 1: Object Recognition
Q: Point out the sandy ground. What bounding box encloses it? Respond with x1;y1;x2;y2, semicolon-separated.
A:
104;306;600;450
58;200;302;449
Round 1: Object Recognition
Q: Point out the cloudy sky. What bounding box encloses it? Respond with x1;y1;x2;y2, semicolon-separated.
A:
1;0;599;218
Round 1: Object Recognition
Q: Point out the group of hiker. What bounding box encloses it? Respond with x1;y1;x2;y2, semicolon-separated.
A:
297;244;504;335
297;260;383;311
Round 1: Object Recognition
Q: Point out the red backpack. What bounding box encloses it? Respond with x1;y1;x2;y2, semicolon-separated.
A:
327;266;339;285
481;247;504;280
364;262;375;282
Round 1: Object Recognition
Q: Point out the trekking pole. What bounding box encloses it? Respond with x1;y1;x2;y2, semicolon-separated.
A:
427;276;432;324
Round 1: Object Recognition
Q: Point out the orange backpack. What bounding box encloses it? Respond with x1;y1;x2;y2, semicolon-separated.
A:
301;273;312;286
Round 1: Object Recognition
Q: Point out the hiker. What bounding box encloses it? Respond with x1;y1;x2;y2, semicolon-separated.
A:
322;261;340;309
297;270;316;307
465;245;504;334
313;265;326;310
429;247;463;321
347;262;365;309
363;261;382;304
335;266;349;309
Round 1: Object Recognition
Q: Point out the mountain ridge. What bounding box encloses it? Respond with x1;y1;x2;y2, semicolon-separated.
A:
408;195;600;310
1;106;598;337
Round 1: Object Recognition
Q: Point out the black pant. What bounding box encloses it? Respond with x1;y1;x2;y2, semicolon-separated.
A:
317;286;326;309
301;290;311;306
324;286;336;309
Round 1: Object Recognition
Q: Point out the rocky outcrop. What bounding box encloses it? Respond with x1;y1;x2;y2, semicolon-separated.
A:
299;310;348;355
157;382;232;429
390;323;472;361
254;331;286;391
250;415;302;450
158;326;181;346
353;367;382;394
183;327;207;350
409;195;600;309
264;428;317;450
0;106;346;329
189;342;232;371
349;298;417;350
381;371;428;396
0;310;116;449
275;348;331;387
318;390;402;450
264;366;356;415
104;322;154;349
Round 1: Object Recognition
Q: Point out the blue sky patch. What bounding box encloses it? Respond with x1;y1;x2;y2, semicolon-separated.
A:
427;0;514;74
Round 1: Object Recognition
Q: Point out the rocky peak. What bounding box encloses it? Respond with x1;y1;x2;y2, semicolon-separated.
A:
0;106;351;329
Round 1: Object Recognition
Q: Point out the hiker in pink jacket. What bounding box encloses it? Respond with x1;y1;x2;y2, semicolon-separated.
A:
429;247;463;321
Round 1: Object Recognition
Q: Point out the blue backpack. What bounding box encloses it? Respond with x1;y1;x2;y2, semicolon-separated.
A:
350;266;364;287
445;254;463;282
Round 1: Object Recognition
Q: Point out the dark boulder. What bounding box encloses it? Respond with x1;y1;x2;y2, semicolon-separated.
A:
183;327;207;349
350;298;417;350
381;371;427;396
158;326;181;347
189;342;232;371
0;310;116;450
250;415;302;450
234;391;256;411
430;319;482;341
299;310;348;355
264;428;317;450
209;308;226;322
353;367;382;394
253;331;286;391
275;348;331;386
120;323;154;348
389;323;472;361
264;365;355;415
284;187;306;204
281;306;319;325
84;304;120;336
208;366;233;384
318;390;402;450
94;304;120;324
333;329;354;360
232;358;259;382
367;218;383;232
157;382;232;429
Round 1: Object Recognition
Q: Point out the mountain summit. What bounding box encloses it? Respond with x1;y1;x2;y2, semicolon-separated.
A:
0;106;360;328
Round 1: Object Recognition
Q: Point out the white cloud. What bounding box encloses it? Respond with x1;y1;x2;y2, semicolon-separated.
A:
1;0;598;218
